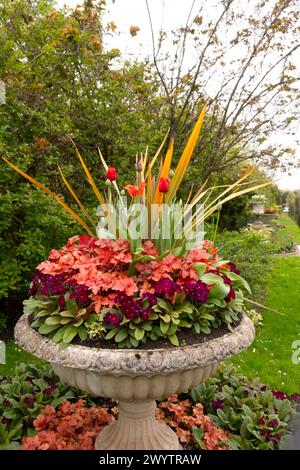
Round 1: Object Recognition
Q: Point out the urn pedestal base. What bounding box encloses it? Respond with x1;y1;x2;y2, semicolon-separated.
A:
95;400;180;450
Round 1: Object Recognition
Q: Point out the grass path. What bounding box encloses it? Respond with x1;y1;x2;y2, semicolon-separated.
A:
231;214;300;393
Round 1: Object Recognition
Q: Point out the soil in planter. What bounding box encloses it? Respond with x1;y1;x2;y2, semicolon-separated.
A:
72;318;241;350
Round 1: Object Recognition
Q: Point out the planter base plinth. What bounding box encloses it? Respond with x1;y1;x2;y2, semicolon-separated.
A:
95;400;180;450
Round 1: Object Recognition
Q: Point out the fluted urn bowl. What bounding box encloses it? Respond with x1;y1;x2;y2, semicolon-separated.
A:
15;313;254;450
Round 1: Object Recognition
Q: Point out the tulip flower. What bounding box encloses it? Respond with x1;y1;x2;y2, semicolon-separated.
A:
124;182;146;198
106;167;117;181
158;177;170;193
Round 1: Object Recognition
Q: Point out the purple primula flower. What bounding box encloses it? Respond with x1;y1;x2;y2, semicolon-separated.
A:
269;419;279;428
291;393;300;402
23;396;34;408
141;292;157;307
183;281;209;303
258;417;265;426
242;390;249;397
104;312;121;326
212;399;224;410
260;429;271;442
272;390;287;400
228;262;240;275
154;279;181;297
3;399;12;408
43;384;57;396
115;293;142;320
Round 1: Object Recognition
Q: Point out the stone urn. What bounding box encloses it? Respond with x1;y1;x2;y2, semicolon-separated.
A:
15;313;254;450
251;201;266;215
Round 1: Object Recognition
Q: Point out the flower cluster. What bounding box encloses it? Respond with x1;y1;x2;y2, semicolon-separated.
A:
26;234;248;348
22;400;114;450
22;398;228;450
157;395;230;449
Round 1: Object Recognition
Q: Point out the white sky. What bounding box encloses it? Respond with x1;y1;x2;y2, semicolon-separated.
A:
56;0;300;190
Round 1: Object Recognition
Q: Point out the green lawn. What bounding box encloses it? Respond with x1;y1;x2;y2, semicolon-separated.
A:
0;339;44;376
230;214;300;393
276;213;300;245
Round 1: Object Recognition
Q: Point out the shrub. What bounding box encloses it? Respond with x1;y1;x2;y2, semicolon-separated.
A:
215;229;274;302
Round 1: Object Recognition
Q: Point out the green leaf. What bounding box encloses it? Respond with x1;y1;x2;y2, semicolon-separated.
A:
78;326;88;341
179;320;192;328
52;326;69;343
62;326;78;344
150;333;158;341
45;315;62;325
38;323;61;335
128;337;138;347
60;317;73;325
192;426;204;449
200;325;211;334
226;272;251;293
134;328;145;341
160;313;171;323
208;282;230;299
201;273;223;284
141;321;152;331
105;328;119;340
36;309;52;318
160;320;169;334
168;334;179;346
66;298;78;316
167;323;178;335
59;310;76;318
175;303;193;314
115;329;129;342
157;299;171;310
194;262;207;276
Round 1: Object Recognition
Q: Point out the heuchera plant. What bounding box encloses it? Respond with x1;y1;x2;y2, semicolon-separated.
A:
22;398;229;450
3;107;269;349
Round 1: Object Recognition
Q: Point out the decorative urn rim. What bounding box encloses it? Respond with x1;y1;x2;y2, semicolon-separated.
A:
15;313;255;376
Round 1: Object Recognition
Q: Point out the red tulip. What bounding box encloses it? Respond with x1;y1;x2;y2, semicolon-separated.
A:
124;185;139;198
106;167;117;181
158;177;170;193
124;182;146;198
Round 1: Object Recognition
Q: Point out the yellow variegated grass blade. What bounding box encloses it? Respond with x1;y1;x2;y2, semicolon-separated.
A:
244;298;286;316
146;164;153;236
68;136;105;206
1;157;94;236
190;178;209;207
154;137;174;205
203;164;258;215
185;181;272;239
58;165;96;229
166;105;206;203
149;128;170;169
